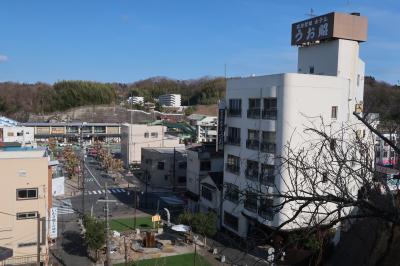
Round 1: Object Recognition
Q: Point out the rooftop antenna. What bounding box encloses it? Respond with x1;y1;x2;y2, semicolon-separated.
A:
305;8;316;18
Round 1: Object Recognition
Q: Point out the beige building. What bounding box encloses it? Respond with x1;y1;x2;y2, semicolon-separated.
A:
121;123;184;167
0;147;51;264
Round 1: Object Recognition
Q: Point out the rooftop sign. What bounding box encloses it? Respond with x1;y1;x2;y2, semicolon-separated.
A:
291;12;368;46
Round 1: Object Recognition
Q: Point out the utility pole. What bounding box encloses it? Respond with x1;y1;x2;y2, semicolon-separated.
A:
172;147;176;191
37;213;41;266
134;189;137;229
124;236;128;266
96;184;116;266
81;123;86;215
105;183;111;266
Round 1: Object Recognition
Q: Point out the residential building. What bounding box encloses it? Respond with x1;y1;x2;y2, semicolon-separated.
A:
141;147;187;189
222;12;369;237
186;144;224;212
0;117;35;146
199;172;224;228
50;160;65;196
121;123;184;167
0;146;51;264
159;94;181;107
127;96;144;105
375;133;398;167
189;114;218;143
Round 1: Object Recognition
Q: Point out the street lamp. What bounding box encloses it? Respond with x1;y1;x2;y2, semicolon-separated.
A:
193;234;199;266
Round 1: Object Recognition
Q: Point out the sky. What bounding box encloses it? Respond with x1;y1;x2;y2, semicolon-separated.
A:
0;0;399;85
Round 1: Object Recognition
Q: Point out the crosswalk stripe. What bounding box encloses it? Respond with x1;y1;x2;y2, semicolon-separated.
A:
92;191;97;194
88;191;92;195
107;189;112;194
116;189;122;193
120;188;126;193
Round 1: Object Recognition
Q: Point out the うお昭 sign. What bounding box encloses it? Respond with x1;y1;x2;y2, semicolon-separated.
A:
291;12;335;45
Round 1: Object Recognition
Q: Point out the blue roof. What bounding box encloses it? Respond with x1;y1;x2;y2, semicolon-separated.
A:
0;116;19;127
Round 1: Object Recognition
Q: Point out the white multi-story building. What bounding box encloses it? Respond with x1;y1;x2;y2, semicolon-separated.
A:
127;96;144;105
0;117;34;146
159;94;181;107
189;114;218;143
121;123;184;167
222;12;369;237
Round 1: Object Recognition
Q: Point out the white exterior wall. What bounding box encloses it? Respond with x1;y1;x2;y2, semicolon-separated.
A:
0;126;35;145
121;124;184;167
223;39;367;237
186;149;224;212
128;96;144;105
159;94;181;107
195;116;218;143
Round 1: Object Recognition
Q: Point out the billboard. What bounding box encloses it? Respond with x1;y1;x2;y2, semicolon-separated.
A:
49;207;58;239
216;100;226;152
291;12;368;46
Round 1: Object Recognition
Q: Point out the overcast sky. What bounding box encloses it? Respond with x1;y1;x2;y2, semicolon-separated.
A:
0;0;399;84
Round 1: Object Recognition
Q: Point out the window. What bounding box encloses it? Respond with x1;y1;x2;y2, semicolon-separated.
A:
157;161;165;170
263;98;277;120
17;132;23;136
331;106;338;119
246;129;259;150
144;132;149;138
225;183;239;203
247;99;261;118
7;132;14;137
309;66;314;74
261;164;275;185
17;188;38;200
200;160;211;171
322;172;328;183
16;212;38;220
151;132;158;138
357;74;360;86
258;197;274;220
228;99;242;116
227;127;241;145
201;186;213;201
383;151;388;158
18;242;37;248
244;191;257;213
178;162;187;169
226;154;240;174
261;131;276;154
224;211;238;231
246;160;259;181
178;176;186;183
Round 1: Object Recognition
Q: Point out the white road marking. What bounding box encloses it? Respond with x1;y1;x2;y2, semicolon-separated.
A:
92;191;97;195
84;163;102;188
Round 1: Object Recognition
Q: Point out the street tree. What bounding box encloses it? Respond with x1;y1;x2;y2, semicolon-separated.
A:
83;215;106;262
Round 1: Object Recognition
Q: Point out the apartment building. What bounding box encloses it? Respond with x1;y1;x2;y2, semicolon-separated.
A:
189;114;218;143
0;147;51;264
222;12;369;237
121;123;184;167
127;96;144;105
186;144;224;212
375;133;398;167
141;147;187;189
0;117;35;146
159;94;181;107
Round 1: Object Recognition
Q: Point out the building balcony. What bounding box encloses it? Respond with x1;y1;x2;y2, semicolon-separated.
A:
247;108;261;119
244;202;257;213
226;164;240;175
261;142;276;154
227;109;242;117
258;208;274;221
246;139;260;150
262;110;277;120
245;169;258;181
226;136;241;146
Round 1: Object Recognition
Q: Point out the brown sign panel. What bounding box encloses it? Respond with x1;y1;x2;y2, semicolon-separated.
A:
291;12;335;45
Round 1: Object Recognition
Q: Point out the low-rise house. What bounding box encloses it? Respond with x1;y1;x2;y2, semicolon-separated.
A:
186;144;224;212
199;172;224;228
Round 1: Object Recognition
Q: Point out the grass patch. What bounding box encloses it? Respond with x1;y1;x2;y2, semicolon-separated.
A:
110;216;153;232
114;253;211;266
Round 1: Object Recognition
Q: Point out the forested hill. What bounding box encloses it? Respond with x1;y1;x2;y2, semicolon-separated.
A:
0;77;226;121
0;76;398;122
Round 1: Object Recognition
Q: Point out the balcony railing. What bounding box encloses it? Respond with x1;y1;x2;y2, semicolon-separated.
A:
261;142;276;154
226;136;241;146
246;139;260;150
245;168;259;181
262;110;277;120
258;208;274;220
226;163;240;175
247;108;261;119
244;201;257;213
227;109;242;117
